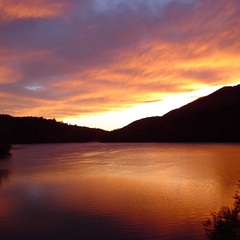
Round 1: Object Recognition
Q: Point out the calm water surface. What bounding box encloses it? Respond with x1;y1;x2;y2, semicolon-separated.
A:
0;143;240;240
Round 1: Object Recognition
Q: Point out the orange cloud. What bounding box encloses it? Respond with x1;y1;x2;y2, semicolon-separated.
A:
0;0;66;21
0;64;22;83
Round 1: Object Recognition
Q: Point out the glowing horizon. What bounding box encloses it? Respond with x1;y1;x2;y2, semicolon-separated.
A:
1;0;239;130
61;84;226;130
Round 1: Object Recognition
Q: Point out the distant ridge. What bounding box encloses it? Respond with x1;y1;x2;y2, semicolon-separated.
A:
1;84;240;144
0;115;107;144
102;84;240;142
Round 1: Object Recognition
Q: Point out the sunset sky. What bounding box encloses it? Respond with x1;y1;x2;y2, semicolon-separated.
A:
1;0;239;130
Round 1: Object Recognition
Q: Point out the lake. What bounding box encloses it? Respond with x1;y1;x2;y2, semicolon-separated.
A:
0;143;240;240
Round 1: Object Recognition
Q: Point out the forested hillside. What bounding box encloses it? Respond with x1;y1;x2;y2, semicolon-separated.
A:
0;115;107;144
102;84;240;142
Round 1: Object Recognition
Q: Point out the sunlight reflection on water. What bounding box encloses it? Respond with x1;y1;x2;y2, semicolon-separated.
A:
0;143;240;239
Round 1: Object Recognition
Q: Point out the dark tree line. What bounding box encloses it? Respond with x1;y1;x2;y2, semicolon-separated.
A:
0;114;107;144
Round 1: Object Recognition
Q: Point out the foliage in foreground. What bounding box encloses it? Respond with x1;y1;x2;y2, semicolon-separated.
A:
203;181;240;240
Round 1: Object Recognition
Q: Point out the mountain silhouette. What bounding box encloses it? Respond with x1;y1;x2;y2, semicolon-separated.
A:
102;84;240;142
1;84;240;144
0;115;107;144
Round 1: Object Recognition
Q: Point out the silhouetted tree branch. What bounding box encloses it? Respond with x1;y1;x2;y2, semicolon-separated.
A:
203;181;240;240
